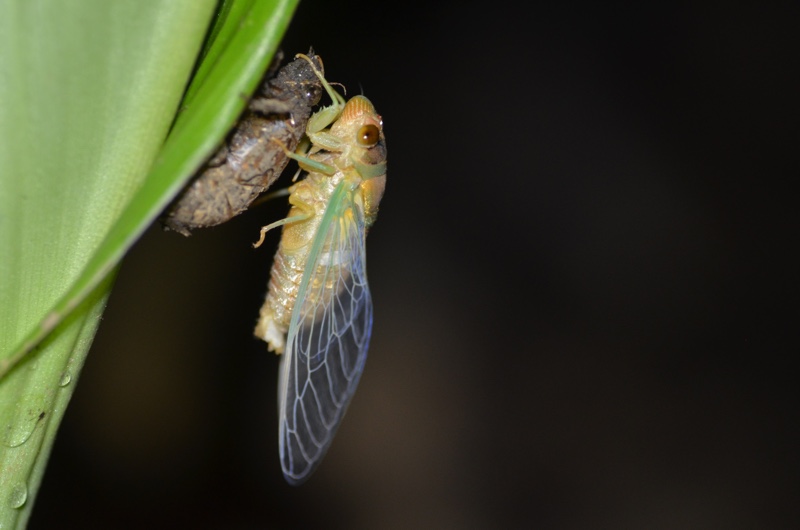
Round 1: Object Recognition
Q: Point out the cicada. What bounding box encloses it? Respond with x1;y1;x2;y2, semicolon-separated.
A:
253;54;387;484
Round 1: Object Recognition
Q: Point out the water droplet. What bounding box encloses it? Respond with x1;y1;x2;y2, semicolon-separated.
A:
5;423;33;448
59;371;72;387
8;483;27;509
3;410;42;448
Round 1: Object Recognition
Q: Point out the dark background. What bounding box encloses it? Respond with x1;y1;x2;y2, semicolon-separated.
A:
32;1;799;528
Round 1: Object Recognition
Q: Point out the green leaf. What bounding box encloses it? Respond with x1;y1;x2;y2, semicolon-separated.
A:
0;0;298;525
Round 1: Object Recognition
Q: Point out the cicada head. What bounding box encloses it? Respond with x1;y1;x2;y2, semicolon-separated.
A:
330;95;387;225
331;96;387;179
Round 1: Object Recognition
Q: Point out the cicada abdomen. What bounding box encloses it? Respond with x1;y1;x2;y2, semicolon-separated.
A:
252;54;387;484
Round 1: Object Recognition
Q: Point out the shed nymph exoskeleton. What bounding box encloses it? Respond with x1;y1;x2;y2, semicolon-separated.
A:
252;54;387;484
163;52;324;235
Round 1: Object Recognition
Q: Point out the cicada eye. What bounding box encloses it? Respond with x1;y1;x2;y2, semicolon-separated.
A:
357;124;380;147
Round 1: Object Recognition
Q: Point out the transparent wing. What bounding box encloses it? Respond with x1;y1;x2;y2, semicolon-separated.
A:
278;182;372;484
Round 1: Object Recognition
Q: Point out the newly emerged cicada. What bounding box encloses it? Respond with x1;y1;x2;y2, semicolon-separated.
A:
253;54;386;484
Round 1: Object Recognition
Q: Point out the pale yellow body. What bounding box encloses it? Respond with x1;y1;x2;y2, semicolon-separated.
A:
255;93;386;353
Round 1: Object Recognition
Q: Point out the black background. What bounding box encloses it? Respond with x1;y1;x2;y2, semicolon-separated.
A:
32;1;799;528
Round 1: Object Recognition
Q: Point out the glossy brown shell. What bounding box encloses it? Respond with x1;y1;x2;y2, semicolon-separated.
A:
162;53;325;236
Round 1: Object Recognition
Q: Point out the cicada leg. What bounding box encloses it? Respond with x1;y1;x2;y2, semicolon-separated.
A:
294;54;353;153
253;205;312;248
296;54;345;133
269;137;337;177
251;187;291;209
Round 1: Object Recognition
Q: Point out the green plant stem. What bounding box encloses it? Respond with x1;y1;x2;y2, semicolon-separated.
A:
0;0;306;525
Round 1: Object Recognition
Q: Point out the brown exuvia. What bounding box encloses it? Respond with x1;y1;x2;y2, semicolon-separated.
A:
162;52;325;236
